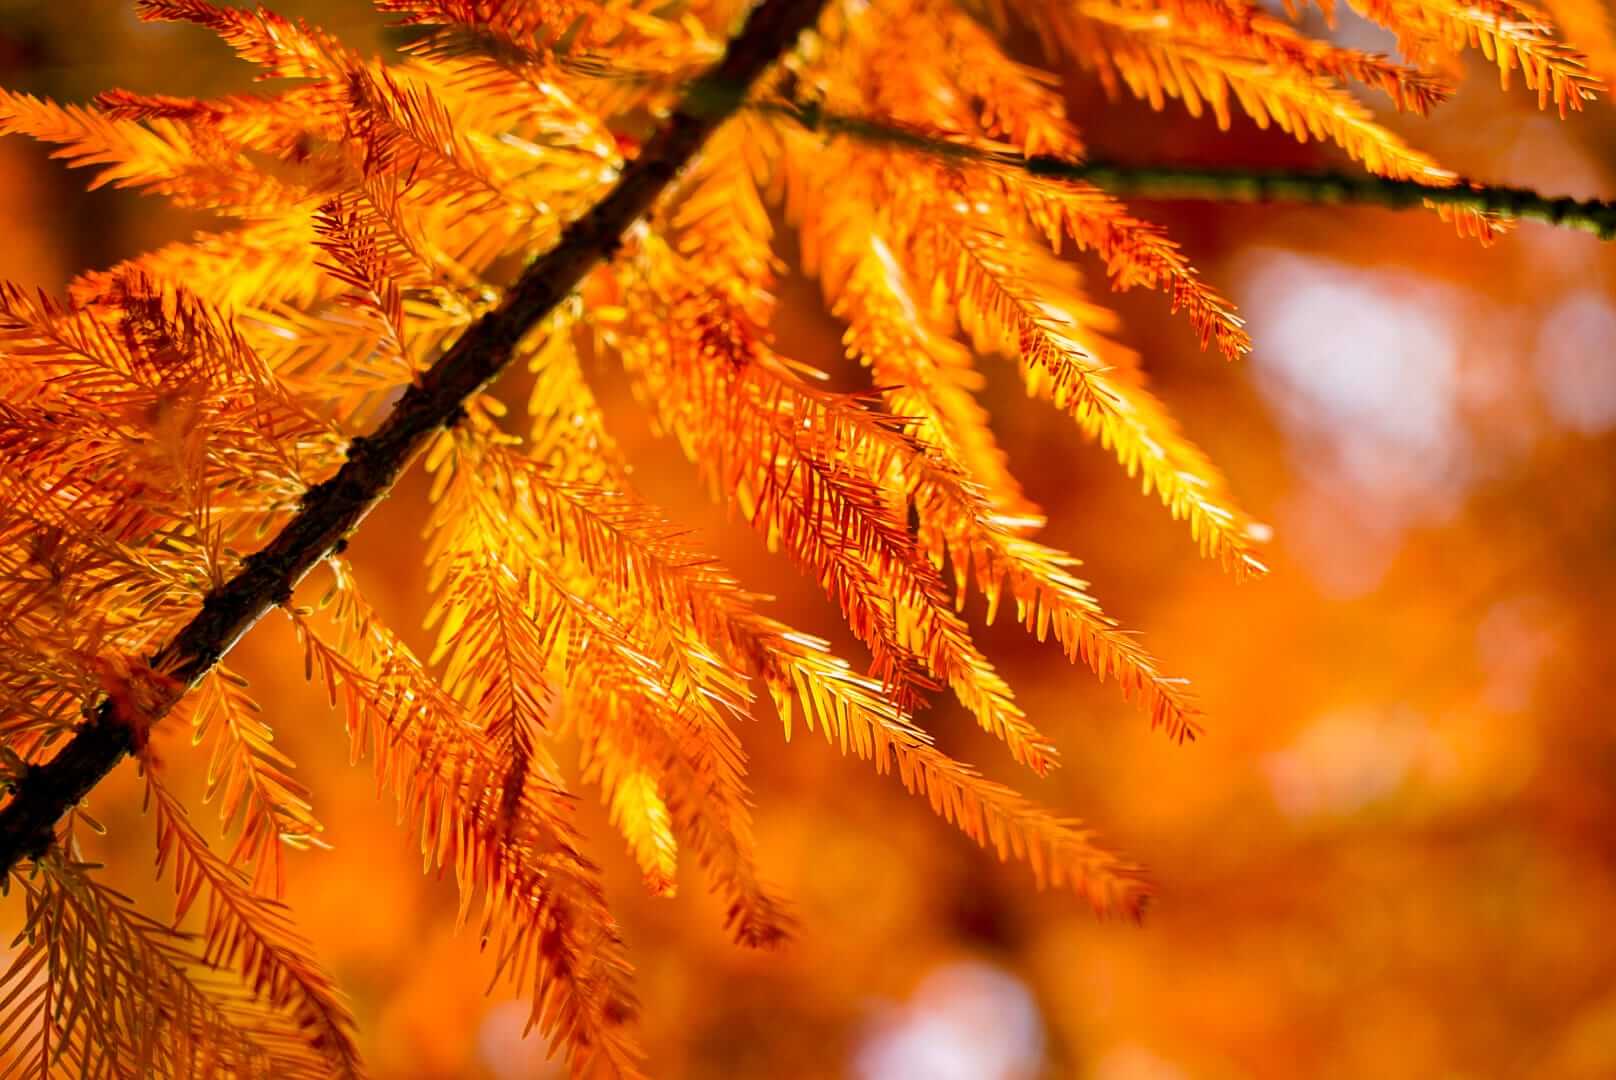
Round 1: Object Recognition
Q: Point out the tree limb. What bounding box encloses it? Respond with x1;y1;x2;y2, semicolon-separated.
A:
0;0;828;875
760;99;1616;239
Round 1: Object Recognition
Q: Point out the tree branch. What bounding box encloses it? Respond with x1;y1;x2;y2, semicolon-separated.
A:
0;0;828;875
759;99;1616;239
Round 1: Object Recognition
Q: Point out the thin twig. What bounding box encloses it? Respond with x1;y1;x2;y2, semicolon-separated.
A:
0;0;828;875
754;98;1616;239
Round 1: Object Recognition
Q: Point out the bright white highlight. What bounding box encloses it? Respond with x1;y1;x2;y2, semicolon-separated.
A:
1236;250;1476;593
1533;291;1616;435
854;961;1045;1080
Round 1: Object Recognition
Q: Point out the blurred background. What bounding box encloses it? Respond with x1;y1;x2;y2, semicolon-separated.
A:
4;1;1616;1076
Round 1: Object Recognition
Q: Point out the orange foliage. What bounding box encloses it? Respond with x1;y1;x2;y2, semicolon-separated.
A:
0;0;1610;1076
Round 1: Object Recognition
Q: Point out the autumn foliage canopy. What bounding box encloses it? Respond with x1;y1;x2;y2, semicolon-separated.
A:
0;0;1607;1075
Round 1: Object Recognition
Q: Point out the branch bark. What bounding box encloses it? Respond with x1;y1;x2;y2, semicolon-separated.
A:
0;0;827;875
760;100;1616;239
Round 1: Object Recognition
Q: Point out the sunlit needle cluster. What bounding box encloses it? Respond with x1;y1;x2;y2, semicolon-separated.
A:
0;0;1602;1074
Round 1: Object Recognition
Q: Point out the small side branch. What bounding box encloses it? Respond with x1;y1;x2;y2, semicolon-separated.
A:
0;0;827;875
762;100;1616;239
1046;164;1616;239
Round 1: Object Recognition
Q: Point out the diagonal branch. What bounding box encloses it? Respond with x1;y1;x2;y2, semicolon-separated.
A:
0;0;827;876
754;99;1616;239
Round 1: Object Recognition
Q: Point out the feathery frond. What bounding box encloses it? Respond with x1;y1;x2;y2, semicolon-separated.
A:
0;853;310;1078
0;0;1601;1071
142;772;361;1078
178;670;324;899
294;570;643;1076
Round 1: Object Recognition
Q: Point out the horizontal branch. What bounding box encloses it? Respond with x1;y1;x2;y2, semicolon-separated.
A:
0;0;826;875
755;99;1616;239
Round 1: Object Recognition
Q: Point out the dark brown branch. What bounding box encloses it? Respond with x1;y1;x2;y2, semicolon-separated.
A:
0;0;827;875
